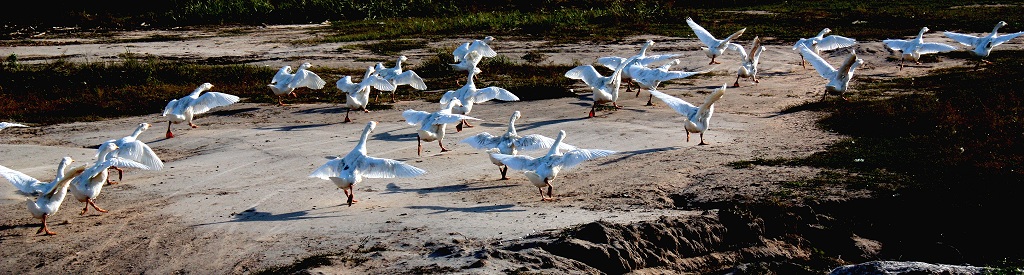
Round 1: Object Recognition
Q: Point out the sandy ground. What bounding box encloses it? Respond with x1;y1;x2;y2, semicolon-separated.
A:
0;24;1017;273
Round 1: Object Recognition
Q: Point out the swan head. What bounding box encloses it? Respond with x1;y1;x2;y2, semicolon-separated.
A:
823;28;832;34
512;110;522;121
919;27;930;35
998;21;1008;28
299;62;313;70
366;121;377;132
199;83;214;91
60;157;75;166
139;123;151;131
398;55;408;63
483;36;495;43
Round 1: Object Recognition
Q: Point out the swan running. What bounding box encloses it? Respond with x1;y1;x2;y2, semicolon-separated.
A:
1;156;77;196
97;123;164;182
491;130;616;201
336;66;397;123
461;111;576;180
450;49;484;75
799;45;864;101
883;27;958;70
374;56;427;103
310;121;426;206
0;122;28;131
439;67;519;131
565;56;639;117
268;62;327;106
71;143;150;215
629;59;702;105
403;98;481;156
734;36;765;87
22;157;85;235
686;17;745;65
647;84;727;145
597;40;680;94
162;83;240;138
793;28;857;69
944;21;1024;64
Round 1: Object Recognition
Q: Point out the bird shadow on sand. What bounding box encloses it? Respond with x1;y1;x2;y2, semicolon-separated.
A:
293;106;346;115
598;146;679;165
208;107;260;117
405;204;524;214
254;123;333;131
383;182;515;195
192;208;341;226
371;128;418;142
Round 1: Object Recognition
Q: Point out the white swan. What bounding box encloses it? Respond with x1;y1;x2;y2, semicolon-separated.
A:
491;130;616;201
374;55;428;103
336;66;397;123
268;62;327;106
597;40;681;94
402;98;481;156
883;27;958;70
453;36;497;63
944;21;1024;63
629;59;702;106
647;84;727;145
686;17;745;65
460;111;576;180
793;28;857;69
310;121;426;206
0;122;28;131
22;157;85;235
734;36;765;87
162;83;240;138
439;67;519;131
799;45;864;101
71;143;150;215
450;49;484;75
565;56;639;117
0;156;76;196
97;123;164;182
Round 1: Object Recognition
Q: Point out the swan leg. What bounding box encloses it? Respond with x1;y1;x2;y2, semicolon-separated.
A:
87;198;107;212
646;94;655;106
542;183;555;201
698;132;708;146
733;75;741;87
277;96;286;106
589;104;597;118
499;166;509;180
633;83;641;97
709;56;719;65
417;137;423;156
40;214;56;235
344;187;357;206
463;119;474;128
166;122;175;139
821;88;828;102
108;166;124;181
390;91;397;103
612;102;622;109
800;57;807;69
189;122;198;129
537;187;546;201
456;121;463;132
686;131;691;142
439;140;450;152
344;109;352;123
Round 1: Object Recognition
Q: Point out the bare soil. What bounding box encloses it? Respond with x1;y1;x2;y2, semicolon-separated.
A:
1;24;1015;274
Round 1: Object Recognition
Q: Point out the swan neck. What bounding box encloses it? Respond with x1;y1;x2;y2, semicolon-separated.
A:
507;115;518;135
817;28;830;37
130;125;146;138
547;133;565;156
917;28;927;38
55;160;70;182
992;23;1003;34
356;124;373;153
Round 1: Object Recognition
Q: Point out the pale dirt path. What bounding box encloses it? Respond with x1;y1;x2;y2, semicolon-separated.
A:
0;24;1017;273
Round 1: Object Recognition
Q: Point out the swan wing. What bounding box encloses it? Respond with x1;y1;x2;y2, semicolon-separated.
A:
596;56;626;70
491;154;539;171
432;113;479;125
560;149;616;170
439;90;459;105
942;31;980;47
648;89;698;117
309;158;343;179
882;39;911;51
564;65;603;87
792;38;811;51
992;31;1024;47
633;67;700;85
461;132;502;149
192;92;240;114
799;44;838;79
469;40;498;58
917;42;958;54
271;66;293;84
452;42;471;62
0;164;46;195
162;99;180;116
288;69;327;90
817;35;857;51
685;17;719;47
359;156;426;179
513;134;557;151
0;122;28;130
391;70;427;90
366;75;397;91
637;54;682;67
336;76;358;93
402;110;432;125
103;157;151;171
473;87;519;103
115;140;164;170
